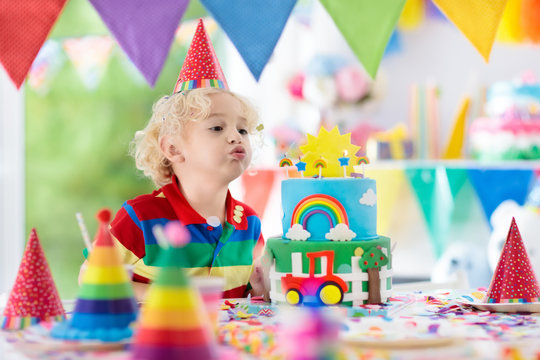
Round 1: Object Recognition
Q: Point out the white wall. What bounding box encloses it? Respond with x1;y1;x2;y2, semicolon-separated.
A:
0;71;25;295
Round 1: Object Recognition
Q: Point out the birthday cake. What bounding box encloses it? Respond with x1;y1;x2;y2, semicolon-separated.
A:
469;74;540;160
265;127;392;306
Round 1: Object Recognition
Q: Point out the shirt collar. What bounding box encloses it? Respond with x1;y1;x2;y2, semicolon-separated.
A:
161;175;247;230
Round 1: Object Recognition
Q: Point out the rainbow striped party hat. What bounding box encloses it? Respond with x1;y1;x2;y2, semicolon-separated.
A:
51;209;137;342
173;18;228;93
2;229;65;330
131;221;217;359
485;218;540;303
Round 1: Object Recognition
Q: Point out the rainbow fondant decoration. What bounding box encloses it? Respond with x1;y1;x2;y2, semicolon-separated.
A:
131;222;216;359
357;156;370;165
279;157;293;167
313;158;328;169
291;194;348;229
51;209;137;342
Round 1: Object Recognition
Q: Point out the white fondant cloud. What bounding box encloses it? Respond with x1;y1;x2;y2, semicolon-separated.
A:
359;188;377;207
286;224;311;241
325;223;356;241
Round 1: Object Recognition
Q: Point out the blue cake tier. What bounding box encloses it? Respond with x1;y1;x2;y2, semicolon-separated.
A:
281;178;377;241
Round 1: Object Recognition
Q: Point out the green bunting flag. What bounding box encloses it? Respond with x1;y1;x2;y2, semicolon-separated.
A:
320;0;406;78
405;167;452;258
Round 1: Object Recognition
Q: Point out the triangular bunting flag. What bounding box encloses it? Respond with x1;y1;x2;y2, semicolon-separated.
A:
521;0;540;42
0;0;68;88
485;218;540;303
28;40;65;95
445;168;468;199
131;221;217;359
51;209;137;341
89;0;190;86
496;0;525;43
468;169;535;226
432;0;508;61
62;36;114;90
200;0;297;81
442;97;470;159
2;229;65;330
405;167;453;257
319;0;406;78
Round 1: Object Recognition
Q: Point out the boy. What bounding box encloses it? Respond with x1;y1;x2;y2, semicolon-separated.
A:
80;20;266;301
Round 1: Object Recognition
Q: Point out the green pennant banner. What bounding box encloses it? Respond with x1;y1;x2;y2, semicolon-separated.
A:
405;167;452;258
445;168;468;199
320;0;406;78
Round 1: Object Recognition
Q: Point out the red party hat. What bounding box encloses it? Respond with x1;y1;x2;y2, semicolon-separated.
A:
94;208;114;247
173;18;229;93
2;229;65;330
485;218;540;303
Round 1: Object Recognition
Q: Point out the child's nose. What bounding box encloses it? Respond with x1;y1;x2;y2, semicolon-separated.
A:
227;130;242;144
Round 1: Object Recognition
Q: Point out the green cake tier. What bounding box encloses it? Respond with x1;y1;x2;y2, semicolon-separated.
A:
265;236;392;306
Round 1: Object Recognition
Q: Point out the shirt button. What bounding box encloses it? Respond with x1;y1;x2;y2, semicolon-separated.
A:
207;226;213;231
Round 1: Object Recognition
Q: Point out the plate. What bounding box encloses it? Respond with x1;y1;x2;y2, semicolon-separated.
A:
459;301;540;313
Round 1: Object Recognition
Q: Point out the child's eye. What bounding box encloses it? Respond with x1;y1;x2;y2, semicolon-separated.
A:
238;129;248;135
209;126;223;132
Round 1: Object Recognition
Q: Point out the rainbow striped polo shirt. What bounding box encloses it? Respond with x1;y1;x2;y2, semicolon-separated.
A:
110;176;264;298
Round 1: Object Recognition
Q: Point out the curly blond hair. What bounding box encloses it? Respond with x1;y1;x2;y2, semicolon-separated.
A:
130;88;259;187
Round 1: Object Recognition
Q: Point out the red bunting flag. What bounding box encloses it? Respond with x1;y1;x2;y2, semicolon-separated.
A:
0;0;68;89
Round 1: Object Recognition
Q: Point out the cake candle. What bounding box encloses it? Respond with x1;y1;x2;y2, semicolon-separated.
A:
357;156;369;178
338;150;350;178
279;156;293;178
295;158;307;178
314;157;327;179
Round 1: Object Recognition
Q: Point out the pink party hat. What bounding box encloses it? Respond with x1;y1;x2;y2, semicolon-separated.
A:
485;218;540;303
2;229;65;330
173;18;229;93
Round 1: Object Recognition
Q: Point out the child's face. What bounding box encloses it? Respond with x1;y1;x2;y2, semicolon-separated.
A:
175;92;252;184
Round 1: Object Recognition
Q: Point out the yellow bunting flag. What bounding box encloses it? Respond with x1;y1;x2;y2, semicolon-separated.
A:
320;0;407;78
497;0;524;43
442;97;471;160
364;168;408;236
432;0;508;61
399;0;425;30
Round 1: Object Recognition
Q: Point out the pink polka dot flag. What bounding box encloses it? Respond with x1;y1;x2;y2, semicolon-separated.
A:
173;19;228;93
485;217;540;303
1;229;65;330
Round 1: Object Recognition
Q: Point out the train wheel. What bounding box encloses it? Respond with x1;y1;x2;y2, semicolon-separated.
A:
285;289;303;305
317;281;344;305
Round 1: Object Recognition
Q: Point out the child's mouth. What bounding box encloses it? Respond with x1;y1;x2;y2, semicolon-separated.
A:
231;146;246;160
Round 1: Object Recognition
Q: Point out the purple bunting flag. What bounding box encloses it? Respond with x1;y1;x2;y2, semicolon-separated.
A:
200;0;297;81
89;0;189;86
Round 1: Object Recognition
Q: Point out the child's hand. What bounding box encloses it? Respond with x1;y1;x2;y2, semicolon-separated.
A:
78;261;88;285
249;259;270;300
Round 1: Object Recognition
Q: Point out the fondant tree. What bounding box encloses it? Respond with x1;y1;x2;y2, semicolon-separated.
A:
359;246;388;304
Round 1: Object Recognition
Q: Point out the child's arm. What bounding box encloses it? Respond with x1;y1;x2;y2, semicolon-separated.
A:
248;249;272;301
132;282;150;302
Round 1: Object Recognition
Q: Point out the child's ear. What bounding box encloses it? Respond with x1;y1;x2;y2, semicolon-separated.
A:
160;136;184;163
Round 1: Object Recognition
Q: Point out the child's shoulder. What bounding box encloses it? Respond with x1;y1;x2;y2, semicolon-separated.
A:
122;189;175;219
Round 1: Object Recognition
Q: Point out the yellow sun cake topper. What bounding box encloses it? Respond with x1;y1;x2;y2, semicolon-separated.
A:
300;127;361;177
